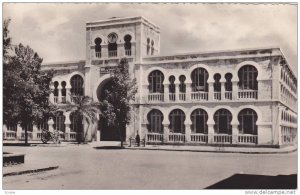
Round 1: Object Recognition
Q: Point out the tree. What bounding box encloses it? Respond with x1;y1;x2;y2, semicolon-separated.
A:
101;58;137;147
57;95;101;144
3;19;54;144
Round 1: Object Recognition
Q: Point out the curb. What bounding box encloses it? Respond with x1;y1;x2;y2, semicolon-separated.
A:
3;166;59;177
125;147;297;154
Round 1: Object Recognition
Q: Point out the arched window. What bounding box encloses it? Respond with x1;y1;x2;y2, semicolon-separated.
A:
191;68;208;92
179;75;186;93
61;81;66;103
225;73;232;91
238;65;258;90
151;40;154;55
169;109;185;133
124;35;132;56
94;37;102;58
108;33;118;57
70;112;83;133
147;38;150;55
213;74;221;92
147;109;164;133
214;109;232;134
191;109;208;134
238;109;258;135
169;76;175;93
54;112;65;132
54;81;59;96
70;75;84;96
148;70;164;93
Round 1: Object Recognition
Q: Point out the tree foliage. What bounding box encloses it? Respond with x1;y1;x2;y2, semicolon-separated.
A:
56;95;101;143
101;58;137;146
3;19;54;144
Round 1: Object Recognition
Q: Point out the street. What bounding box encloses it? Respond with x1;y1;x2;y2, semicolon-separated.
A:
3;144;297;190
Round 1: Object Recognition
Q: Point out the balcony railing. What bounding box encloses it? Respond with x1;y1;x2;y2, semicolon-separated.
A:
147;133;163;143
225;91;232;100
4;130;17;140
148;93;164;102
95;52;101;58
61;96;66;103
169;93;175;101
238;90;258;99
108;50;118;57
214;92;221;100
125;49;131;56
21;131;33;140
179;93;186;101
213;134;232;144
168;133;185;143
191;91;208;100
54;96;58;103
238;134;257;144
191;134;208;143
70;132;77;141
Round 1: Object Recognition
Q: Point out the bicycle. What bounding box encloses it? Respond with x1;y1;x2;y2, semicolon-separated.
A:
41;129;61;144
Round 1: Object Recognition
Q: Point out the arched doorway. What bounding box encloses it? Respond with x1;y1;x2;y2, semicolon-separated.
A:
97;79;125;141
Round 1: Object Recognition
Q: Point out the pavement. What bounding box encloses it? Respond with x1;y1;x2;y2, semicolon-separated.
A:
2;141;297;178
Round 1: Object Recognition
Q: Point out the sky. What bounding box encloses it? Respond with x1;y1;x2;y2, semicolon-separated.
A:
3;3;297;72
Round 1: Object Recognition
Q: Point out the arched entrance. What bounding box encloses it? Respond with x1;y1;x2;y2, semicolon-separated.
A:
97;79;126;141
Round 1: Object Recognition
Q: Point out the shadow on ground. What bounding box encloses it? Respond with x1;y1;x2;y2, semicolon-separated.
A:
93;146;125;150
206;174;297;189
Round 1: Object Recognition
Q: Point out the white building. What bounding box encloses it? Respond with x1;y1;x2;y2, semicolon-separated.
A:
3;16;297;148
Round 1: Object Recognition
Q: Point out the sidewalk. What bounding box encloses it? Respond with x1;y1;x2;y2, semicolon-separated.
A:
88;141;297;154
124;144;297;154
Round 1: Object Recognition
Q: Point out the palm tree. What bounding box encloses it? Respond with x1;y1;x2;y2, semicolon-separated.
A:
57;95;101;143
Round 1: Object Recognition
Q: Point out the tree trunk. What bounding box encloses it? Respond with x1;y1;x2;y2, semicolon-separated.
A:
25;128;28;145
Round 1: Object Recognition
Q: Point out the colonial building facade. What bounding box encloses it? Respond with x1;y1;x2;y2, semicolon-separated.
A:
3;16;297;147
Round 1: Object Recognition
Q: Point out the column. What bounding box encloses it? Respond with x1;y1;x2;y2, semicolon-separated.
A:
207;122;214;144
208;81;214;101
175;83;180;101
32;125;38;140
185;122;192;142
221;81;225;100
119;43;125;57
49;85;55;104
186;82;192;101
232;81;239;100
17;124;22;140
164;84;169;102
163;123;169;143
3;124;7;140
257;80;262;100
48;118;55;133
57;86;62;103
231;123;239;144
66;87;71;102
64;112;71;141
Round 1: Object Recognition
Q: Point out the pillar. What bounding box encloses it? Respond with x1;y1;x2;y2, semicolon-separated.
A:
48;118;55;133
186;82;192;101
232;81;239;100
207;122;214;144
32;125;38;140
17;124;22;140
221;81;225;100
64;112;71;141
208;81;214;101
163;123;169;143
164;84;169;102
3;124;7;139
66;87;71;103
175;82;180;101
185;122;192;142
57;86;62;103
232;123;239;144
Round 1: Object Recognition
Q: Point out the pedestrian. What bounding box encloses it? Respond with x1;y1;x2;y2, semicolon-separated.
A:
135;132;140;147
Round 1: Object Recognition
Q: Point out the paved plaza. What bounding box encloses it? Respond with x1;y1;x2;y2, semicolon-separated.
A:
3;144;297;190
